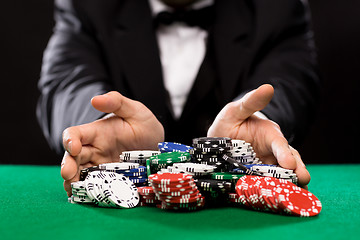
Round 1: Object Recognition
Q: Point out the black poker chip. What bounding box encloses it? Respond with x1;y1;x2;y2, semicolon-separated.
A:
192;137;232;145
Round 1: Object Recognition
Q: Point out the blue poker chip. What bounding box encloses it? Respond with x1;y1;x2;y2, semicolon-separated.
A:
129;178;148;184
107;165;147;174
243;164;276;168
158;142;193;153
122;171;147;177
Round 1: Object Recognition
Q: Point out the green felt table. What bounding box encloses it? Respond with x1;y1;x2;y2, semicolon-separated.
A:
0;164;359;240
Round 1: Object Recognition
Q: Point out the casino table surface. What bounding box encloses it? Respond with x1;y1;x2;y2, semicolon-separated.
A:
1;164;359;240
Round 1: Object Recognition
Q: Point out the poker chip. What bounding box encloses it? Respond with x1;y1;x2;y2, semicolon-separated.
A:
192;137;232;145
148;172;193;184
211;172;245;180
99;162;140;171
158;142;193;153
121;150;161;158
101;173;140;208
172;163;217;173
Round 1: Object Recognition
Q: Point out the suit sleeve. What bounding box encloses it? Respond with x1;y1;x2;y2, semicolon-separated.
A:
37;0;111;154
236;0;321;145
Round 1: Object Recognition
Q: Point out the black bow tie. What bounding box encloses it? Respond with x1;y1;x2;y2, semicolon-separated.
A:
154;5;215;30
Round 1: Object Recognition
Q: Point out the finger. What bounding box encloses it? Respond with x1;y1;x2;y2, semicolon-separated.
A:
91;91;147;120
64;180;72;197
234;84;274;122
63;127;83;156
290;146;311;187
270;136;297;170
63;173;80;197
61;151;79;181
62;124;98;156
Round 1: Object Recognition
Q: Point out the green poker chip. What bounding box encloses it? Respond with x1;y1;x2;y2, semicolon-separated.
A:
210;172;245;180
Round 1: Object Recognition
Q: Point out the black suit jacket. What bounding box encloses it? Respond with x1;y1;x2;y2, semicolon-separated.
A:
37;0;320;154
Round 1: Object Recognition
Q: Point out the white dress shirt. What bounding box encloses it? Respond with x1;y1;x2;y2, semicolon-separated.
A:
149;0;213;119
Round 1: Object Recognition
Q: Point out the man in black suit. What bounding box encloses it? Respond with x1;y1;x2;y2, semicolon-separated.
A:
37;0;320;196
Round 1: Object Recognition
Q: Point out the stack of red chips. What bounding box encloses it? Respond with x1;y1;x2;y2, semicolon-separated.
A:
148;173;205;211
137;186;161;206
231;175;322;217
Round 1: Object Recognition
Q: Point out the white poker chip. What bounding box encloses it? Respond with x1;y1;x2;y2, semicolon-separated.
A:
101;174;139;208
250;165;294;175
121;150;160;158
72;191;88;197
256;172;297;179
230;149;254;156
231;139;247;147
232;153;257;159
99;162;140;170
172;163;217;173
72;195;92;203
121;159;147;164
84;171;108;207
71;181;85;190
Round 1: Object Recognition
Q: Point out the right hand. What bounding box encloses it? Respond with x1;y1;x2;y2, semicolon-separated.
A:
60;91;164;196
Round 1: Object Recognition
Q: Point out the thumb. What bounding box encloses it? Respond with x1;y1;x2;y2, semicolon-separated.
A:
234;84;274;122
91;91;144;119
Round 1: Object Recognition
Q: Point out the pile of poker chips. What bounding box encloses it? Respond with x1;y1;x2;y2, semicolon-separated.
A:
70;170;140;208
230;175;322;217
148;172;205;211
69;137;322;217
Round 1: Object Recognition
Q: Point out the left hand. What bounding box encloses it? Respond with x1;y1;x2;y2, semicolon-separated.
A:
207;84;310;188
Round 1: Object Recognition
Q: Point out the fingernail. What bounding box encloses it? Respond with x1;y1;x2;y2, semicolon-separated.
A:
61;161;65;169
67;141;72;153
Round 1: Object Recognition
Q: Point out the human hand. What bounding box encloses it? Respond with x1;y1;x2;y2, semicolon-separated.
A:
207;84;310;188
61;91;164;196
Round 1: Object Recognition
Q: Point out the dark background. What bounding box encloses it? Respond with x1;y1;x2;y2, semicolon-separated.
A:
0;0;357;165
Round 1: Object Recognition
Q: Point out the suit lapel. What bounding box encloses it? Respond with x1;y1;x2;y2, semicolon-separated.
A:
114;0;167;119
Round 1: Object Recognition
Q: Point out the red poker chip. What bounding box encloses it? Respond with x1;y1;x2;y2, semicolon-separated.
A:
156;188;198;196
163;194;202;203
258;177;277;212
158;191;200;201
148;173;193;184
235;176;252;208
248;177;265;210
275;184;322;217
236;175;263;208
137;186;154;195
140;198;161;204
261;177;283;213
140;194;158;200
152;184;198;193
150;180;195;188
160;196;205;208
